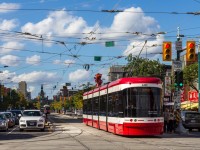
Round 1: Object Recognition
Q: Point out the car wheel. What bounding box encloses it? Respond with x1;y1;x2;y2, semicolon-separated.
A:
19;128;24;132
41;128;45;132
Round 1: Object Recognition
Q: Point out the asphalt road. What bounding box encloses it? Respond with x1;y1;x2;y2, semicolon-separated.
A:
0;113;200;150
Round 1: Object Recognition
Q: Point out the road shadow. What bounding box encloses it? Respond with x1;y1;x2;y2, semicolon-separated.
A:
48;114;83;124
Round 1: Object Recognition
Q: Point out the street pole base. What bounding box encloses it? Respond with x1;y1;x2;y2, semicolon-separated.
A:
175;121;188;135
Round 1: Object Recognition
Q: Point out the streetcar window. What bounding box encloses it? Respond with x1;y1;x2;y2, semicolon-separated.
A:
99;95;106;116
124;87;162;117
93;97;99;116
83;100;87;114
87;98;92;115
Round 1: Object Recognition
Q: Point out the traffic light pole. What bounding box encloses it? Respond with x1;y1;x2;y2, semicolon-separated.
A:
175;27;188;134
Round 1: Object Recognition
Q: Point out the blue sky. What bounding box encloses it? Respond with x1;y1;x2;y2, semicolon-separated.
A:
0;0;200;99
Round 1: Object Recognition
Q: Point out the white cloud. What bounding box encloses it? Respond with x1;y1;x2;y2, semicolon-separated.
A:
69;69;90;82
0;70;16;81
28;86;35;92
123;35;164;57
21;10;87;37
26;55;41;65
12;71;61;83
0;3;20;13
20;6;161;58
53;59;62;64
0;19;18;30
64;59;75;65
0;41;24;54
0;55;20;66
110;7;159;33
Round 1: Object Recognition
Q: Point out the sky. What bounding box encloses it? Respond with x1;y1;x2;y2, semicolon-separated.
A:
0;0;200;99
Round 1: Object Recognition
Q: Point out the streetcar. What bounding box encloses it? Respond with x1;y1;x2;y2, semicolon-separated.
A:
83;77;164;136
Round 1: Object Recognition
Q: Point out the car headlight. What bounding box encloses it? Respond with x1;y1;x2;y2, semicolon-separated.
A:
0;121;6;125
20;120;26;123
39;119;44;122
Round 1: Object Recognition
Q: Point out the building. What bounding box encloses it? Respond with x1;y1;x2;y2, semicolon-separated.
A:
108;65;125;82
18;81;27;98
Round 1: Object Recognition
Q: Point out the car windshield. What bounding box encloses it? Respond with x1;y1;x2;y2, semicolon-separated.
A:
4;113;11;118
0;114;5;120
11;111;22;115
23;111;42;116
185;112;200;119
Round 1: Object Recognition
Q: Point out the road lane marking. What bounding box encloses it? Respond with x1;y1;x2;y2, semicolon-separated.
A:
7;126;18;135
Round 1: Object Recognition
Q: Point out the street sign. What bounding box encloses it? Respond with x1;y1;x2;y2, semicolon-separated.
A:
175;41;182;51
105;41;114;47
188;90;198;102
173;60;182;71
164;77;171;96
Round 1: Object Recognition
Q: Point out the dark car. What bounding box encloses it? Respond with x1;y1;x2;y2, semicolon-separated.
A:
7;110;23;125
181;111;200;131
3;112;15;127
0;112;9;131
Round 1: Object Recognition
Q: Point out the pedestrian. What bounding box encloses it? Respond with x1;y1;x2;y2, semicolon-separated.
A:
163;108;169;133
168;109;175;133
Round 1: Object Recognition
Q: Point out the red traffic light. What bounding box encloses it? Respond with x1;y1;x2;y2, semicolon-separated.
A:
165;43;171;49
189;42;195;48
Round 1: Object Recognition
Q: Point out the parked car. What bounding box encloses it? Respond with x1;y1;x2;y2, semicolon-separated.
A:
7;110;23;125
0;112;9;131
181;111;200;131
19;110;45;131
3;112;15;128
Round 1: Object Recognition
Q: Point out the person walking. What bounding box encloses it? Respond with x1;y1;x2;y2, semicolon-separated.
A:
168;109;175;133
163;108;169;133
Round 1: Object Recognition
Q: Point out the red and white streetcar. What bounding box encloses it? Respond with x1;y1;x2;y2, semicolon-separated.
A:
83;77;164;136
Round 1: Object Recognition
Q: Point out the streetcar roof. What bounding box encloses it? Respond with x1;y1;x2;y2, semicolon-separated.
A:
83;77;162;96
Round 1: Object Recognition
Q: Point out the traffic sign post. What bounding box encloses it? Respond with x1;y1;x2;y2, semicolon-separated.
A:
173;60;182;72
174;27;187;134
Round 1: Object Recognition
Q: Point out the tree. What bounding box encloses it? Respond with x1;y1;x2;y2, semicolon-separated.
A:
183;62;198;91
124;55;165;79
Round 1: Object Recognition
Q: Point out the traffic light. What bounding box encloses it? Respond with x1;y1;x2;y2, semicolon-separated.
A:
94;73;102;87
186;41;196;62
162;41;172;61
175;71;183;88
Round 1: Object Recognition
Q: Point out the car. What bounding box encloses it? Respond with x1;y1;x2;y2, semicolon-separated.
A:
7;110;23;125
0;112;9;131
181;111;200;131
3;112;15;128
19;110;45;131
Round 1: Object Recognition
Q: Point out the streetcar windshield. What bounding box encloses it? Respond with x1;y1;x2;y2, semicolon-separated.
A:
124;87;162;117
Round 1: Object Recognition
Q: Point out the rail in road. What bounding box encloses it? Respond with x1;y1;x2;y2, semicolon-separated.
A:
1;113;200;150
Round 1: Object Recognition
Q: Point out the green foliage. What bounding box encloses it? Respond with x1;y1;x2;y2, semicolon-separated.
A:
50;100;62;110
125;55;165;79
183;62;198;91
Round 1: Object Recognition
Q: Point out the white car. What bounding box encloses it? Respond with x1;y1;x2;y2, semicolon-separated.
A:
19;110;45;131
